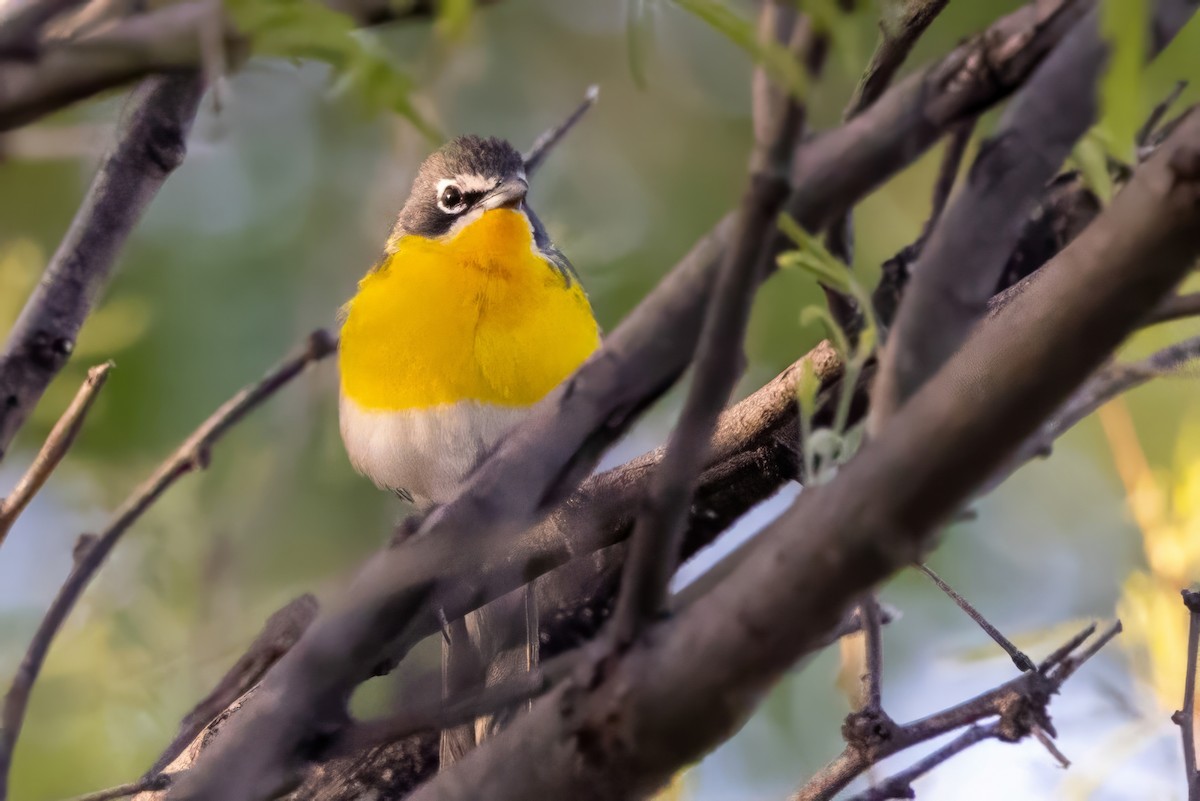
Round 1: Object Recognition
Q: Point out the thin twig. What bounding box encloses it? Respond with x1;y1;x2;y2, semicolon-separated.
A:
1138;80;1188;152
0;361;112;544
793;621;1118;801
1033;725;1071;768
1038;621;1096;671
861;595;884;711
0;330;335;800
848;724;1000;801
917;563;1035;672
608;0;799;644
923;119;976;242
610;173;787;643
335;655;572;757
844;0;952;120
59;773;175;801
522;85;599;177
1049;621;1123;683
1146;292;1200;327
751;2;824;175
1001;333;1200;480
609;0;806;642
824;0;952;329
1176;588;1200;801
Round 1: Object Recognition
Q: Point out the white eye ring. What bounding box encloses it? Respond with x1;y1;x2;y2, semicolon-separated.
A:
436;179;467;214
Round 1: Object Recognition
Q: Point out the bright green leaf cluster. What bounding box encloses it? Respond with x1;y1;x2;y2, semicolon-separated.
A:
778;212;879;484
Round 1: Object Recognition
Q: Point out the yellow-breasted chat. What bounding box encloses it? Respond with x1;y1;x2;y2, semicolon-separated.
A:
338;135;599;505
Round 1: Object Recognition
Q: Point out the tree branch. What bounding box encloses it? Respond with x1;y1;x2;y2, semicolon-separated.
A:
62;773;176;801
397;108;1200;801
0;0;89;58
780;0;1090;240
843;0;951;120
0;4;212;132
1148;291;1200;326
0;73;202;464
522;85;598;177
794;621;1113;800
848;724;1000;801
0;0;487;129
1000;332;1200;480
872;0;1195;427
611;170;787;641
1177;589;1200;801
861;595;884;711
918;563;1034;672
0;361;111;544
149;595;320;775
152;5;1137;798
612;0;800;640
0;330;335;800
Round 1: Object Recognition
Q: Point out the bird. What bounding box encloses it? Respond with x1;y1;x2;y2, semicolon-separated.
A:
338;135;599;505
336;134;600;765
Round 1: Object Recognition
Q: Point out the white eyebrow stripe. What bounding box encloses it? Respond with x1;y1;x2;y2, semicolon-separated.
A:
453;173;498;193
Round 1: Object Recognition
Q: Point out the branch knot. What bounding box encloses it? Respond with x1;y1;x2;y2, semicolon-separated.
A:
842;707;898;755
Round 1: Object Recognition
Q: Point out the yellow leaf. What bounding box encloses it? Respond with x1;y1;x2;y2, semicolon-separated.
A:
836;631;867;710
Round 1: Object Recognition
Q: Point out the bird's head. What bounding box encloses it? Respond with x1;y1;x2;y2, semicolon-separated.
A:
390;135;529;246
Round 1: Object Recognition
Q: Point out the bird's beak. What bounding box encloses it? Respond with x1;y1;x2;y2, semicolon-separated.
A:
482;177;529;211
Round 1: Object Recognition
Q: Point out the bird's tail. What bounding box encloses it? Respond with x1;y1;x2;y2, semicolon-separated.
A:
439;583;537;770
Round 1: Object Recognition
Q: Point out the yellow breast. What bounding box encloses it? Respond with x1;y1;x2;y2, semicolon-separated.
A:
338;208;599;411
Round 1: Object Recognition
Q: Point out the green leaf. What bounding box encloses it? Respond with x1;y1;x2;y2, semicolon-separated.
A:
1072;130;1115;204
794;357;820;482
795;356;821;418
806;427;843;481
778;212;881;366
672;0;807;101
1099;0;1148;158
805;0;862;74
437;0;474;40
800;305;850;358
627;0;655;90
776;214;854;294
224;0;438;138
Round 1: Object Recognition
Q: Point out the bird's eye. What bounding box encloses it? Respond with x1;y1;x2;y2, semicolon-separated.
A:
438;183;465;213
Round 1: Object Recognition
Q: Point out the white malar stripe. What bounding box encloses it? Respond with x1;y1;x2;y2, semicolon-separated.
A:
339;395;532;506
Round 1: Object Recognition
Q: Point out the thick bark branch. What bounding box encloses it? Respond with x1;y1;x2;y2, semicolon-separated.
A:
0;73;202;463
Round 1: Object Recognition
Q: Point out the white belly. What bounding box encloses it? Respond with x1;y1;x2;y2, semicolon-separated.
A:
339;394;530;506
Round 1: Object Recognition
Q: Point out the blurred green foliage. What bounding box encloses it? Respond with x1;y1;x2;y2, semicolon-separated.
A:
0;2;1199;799
227;0;439;136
